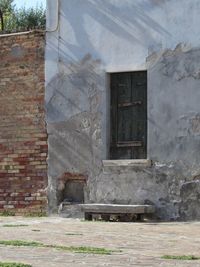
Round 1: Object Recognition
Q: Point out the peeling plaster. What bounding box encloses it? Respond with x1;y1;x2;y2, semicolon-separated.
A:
46;0;200;220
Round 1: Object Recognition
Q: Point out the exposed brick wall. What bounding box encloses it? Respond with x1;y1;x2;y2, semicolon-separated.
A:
0;31;47;214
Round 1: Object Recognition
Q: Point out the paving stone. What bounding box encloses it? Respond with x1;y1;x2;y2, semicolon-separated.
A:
0;217;200;267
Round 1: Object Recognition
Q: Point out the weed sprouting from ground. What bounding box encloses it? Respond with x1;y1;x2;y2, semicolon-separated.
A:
0;240;43;247
162;255;200;260
0;263;32;267
2;225;28;228
0;240;117;255
24;212;47;217
0;211;46;217
0;211;15;217
65;233;83;236
49;245;114;255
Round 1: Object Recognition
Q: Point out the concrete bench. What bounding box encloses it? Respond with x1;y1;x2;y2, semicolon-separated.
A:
80;204;155;221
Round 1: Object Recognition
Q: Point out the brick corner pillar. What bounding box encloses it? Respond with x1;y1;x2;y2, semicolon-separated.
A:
0;31;48;215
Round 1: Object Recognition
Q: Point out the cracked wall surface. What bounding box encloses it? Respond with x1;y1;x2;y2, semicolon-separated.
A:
46;0;200;220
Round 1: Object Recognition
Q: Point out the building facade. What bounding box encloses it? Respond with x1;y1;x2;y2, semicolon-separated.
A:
46;0;200;220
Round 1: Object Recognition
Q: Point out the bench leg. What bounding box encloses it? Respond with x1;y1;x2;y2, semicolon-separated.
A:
137;214;145;221
101;214;110;221
85;212;92;221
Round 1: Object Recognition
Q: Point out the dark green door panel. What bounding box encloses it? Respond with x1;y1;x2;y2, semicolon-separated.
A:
110;71;147;159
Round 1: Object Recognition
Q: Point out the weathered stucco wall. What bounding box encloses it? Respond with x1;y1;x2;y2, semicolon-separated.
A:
46;0;200;220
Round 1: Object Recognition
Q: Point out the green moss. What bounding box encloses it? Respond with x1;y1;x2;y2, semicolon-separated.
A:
162;255;200;260
0;211;15;217
0;240;117;255
24;211;47;217
0;210;46;218
0;263;32;267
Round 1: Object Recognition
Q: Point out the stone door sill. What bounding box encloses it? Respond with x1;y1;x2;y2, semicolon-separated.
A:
102;159;152;167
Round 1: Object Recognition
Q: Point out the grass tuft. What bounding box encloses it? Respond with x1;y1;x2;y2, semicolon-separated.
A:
65;233;83;236
0;240;116;255
0;263;32;267
0;240;43;247
24;211;47;217
71;246;114;254
162;255;200;260
47;245;114;255
2;225;28;228
0;211;15;217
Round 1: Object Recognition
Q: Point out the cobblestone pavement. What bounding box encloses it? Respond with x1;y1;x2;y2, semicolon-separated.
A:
0;217;200;267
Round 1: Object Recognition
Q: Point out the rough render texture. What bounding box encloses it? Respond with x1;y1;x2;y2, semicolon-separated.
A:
46;0;200;220
46;56;104;212
0;31;47;214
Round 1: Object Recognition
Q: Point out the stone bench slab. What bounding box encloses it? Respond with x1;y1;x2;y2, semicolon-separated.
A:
80;204;155;214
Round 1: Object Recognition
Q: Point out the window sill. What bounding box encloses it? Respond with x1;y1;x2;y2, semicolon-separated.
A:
102;159;152;168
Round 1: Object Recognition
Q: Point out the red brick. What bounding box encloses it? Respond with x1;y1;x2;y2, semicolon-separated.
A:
0;31;47;214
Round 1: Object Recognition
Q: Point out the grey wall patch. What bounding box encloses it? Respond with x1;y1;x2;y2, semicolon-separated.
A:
11;44;24;58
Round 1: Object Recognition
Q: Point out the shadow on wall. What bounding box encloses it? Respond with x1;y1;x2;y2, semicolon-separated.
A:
45;0;172;175
46;56;104;211
46;54;104;175
45;0;173;212
46;0;171;63
46;54;103;122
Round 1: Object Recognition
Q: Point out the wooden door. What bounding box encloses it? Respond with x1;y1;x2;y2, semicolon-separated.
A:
110;71;147;159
